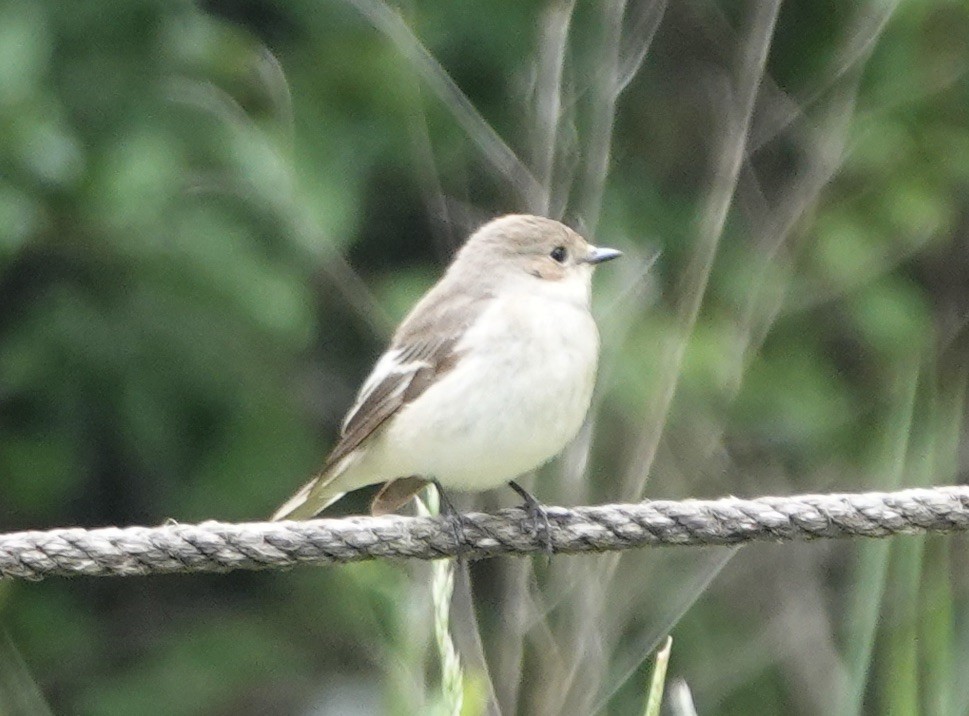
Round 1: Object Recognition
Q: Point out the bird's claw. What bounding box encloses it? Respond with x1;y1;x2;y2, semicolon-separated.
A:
509;481;554;556
524;500;553;556
432;479;469;559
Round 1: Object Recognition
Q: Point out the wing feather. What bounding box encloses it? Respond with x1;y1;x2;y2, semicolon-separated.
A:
320;336;460;475
272;277;490;520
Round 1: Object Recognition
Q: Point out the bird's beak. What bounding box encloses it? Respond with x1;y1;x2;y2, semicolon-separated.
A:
585;246;623;264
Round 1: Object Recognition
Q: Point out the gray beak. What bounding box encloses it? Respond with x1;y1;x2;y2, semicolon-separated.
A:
585;246;623;264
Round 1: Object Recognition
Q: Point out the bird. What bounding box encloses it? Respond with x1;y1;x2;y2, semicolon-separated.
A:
272;214;621;525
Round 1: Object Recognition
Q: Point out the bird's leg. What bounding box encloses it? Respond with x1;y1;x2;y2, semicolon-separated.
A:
508;480;553;556
431;479;468;557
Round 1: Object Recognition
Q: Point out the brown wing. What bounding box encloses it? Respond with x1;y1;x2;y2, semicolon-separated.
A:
272;275;489;520
319;335;461;475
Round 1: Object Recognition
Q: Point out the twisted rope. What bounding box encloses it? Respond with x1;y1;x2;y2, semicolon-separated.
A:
2;486;967;581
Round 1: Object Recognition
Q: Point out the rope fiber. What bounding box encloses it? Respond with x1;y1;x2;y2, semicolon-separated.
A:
2;486;968;581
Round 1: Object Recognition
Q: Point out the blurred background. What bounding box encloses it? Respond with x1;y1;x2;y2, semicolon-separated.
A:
1;0;969;713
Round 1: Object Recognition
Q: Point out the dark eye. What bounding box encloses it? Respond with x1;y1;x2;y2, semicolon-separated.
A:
550;246;568;263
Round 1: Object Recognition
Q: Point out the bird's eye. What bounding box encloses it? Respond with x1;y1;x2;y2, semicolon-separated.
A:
550;246;568;263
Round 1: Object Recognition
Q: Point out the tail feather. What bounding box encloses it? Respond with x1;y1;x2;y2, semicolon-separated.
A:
272;451;369;521
271;477;346;521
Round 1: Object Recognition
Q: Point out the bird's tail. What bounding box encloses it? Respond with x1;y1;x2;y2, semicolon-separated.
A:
272;448;368;520
270;476;346;521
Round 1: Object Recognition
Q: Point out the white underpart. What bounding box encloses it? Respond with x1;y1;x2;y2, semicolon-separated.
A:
334;267;599;494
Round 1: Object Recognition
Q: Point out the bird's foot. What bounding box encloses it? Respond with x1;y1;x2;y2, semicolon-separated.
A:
431;479;469;558
509;481;553;556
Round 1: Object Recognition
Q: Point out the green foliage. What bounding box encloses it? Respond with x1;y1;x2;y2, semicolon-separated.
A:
1;1;969;714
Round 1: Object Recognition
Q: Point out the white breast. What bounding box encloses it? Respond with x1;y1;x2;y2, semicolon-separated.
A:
371;293;600;491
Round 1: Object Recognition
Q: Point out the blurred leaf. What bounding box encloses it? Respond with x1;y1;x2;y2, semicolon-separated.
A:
0;4;49;107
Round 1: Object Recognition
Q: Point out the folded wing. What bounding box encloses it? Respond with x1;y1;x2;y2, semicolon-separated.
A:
271;335;460;520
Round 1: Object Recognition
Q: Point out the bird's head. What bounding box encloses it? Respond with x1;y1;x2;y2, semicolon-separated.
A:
454;214;621;306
